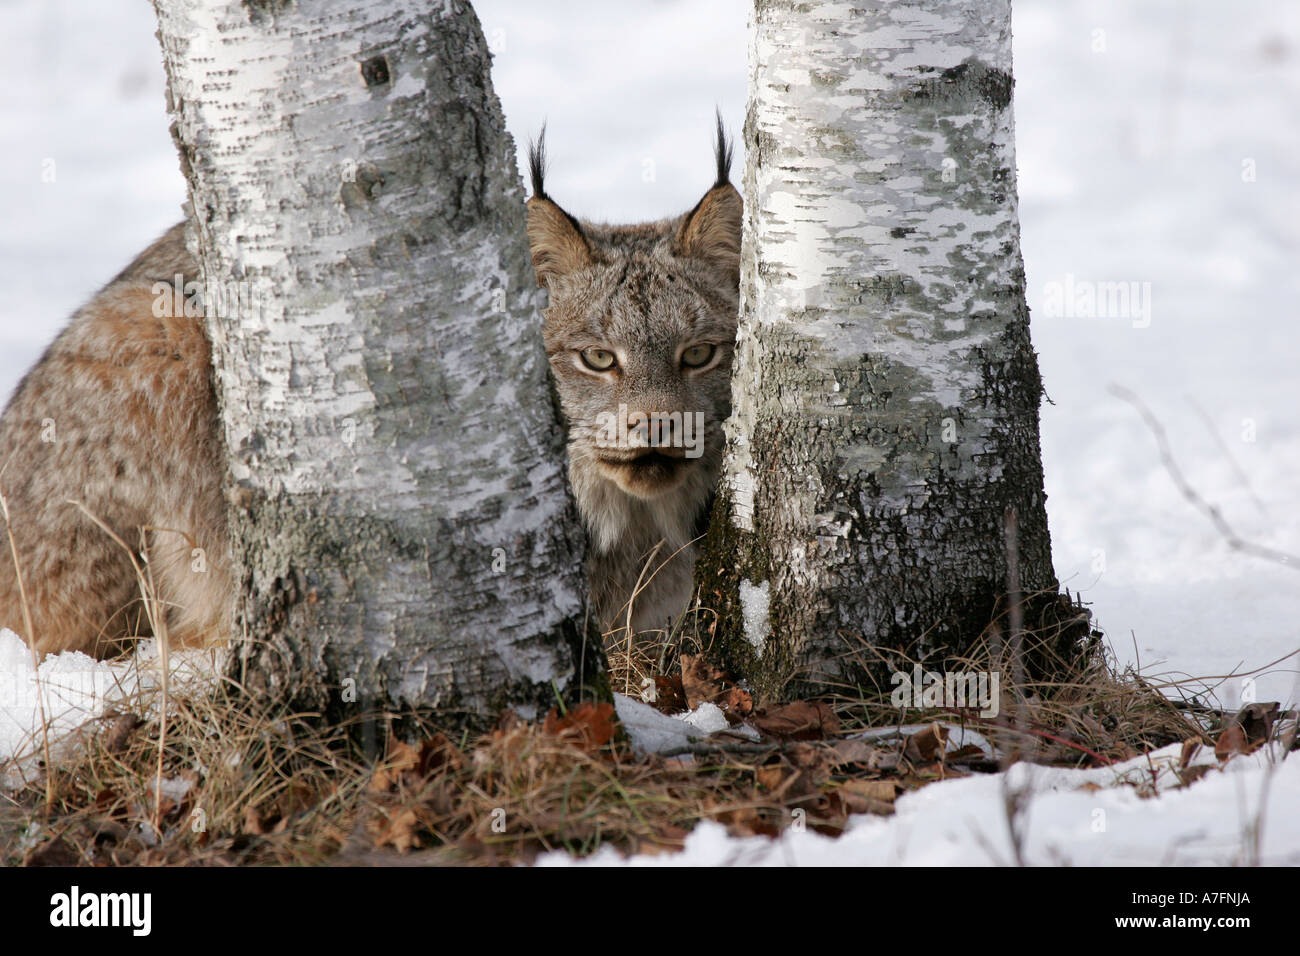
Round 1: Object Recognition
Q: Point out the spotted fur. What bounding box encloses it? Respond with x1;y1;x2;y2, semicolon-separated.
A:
0;119;741;656
0;223;231;656
526;118;742;635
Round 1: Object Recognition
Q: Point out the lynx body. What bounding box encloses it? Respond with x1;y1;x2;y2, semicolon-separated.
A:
0;225;231;655
0;123;741;656
526;121;742;636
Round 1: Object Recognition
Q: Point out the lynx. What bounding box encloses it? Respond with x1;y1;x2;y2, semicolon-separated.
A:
0;224;231;656
0;121;740;657
526;119;742;636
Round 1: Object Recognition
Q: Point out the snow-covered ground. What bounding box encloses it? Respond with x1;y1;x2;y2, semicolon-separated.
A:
0;1;1297;864
0;629;219;788
1012;2;1300;711
5;640;1294;867
581;691;1299;866
541;737;1300;866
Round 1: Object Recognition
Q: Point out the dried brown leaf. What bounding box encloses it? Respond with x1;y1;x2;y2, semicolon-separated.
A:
830;738;881;767
723;686;754;718
543;701;616;752
680;654;727;710
1214;724;1249;761
1176;764;1213;787
839;779;899;803
1231;702;1279;748
652;675;687;714
903;723;949;763
750;701;840;741
372;808;422;853
755;765;787;791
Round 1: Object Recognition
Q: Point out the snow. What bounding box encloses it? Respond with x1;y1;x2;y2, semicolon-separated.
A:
538;743;1300;866
614;693;706;754
613;693;760;755
586;704;1300;868
738;579;771;653
677;701;733;736
0;629;220;787
856;722;995;758
1013;2;1300;708
0;0;1297;864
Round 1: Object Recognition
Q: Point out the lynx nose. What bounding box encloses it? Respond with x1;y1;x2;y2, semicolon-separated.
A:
625;406;679;451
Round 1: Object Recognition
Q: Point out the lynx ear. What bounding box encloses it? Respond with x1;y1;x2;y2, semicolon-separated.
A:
526;128;592;288
674;112;742;282
526;198;592;289
674;183;742;273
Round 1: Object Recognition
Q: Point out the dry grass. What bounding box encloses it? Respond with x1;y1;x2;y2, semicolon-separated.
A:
818;591;1218;765
3;580;1288;866
0;678;903;866
606;587;1220;767
1;672;367;865
603;603;715;702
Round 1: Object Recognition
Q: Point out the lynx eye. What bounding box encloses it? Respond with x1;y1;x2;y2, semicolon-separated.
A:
681;344;716;369
579;348;617;372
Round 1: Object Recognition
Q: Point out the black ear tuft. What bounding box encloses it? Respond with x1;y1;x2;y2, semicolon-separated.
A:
525;126;595;288
528;123;549;200
713;108;734;189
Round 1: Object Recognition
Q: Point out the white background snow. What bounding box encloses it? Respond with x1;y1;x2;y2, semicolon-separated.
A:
0;0;1297;865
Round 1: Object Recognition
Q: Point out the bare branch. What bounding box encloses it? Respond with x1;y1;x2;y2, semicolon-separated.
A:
1110;384;1297;570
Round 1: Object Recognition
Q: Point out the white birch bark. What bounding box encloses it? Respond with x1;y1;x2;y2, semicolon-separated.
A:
152;0;602;720
700;0;1058;694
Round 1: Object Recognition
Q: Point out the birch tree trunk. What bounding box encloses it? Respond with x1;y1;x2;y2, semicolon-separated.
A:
697;0;1063;697
152;0;603;723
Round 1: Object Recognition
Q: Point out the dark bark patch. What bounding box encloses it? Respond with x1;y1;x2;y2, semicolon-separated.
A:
340;163;384;210
858;272;912;306
906;59;1014;112
242;0;293;26
360;55;391;89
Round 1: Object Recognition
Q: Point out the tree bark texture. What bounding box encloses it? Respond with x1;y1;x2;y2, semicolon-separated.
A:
698;0;1058;698
153;0;603;723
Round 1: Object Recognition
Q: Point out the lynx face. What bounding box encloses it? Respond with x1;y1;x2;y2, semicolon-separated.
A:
526;121;742;633
541;231;737;502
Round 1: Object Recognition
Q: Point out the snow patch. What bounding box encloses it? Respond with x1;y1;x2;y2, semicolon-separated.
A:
613;693;760;756
613;693;710;755
678;702;731;735
0;629;221;786
537;741;1300;866
738;579;771;654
